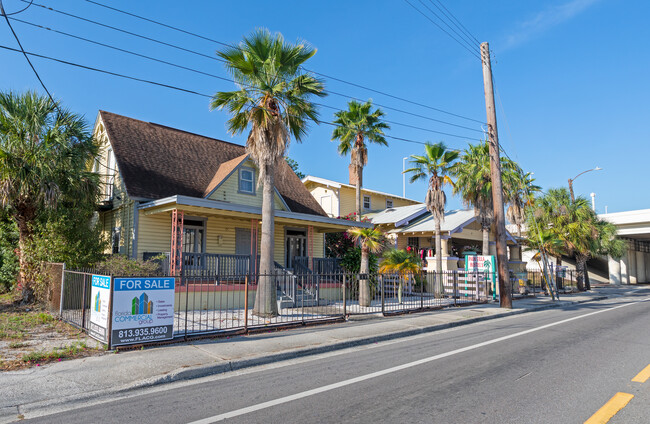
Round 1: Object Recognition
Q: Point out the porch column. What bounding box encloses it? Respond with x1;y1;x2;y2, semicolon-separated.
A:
608;255;621;285
645;253;650;284
307;226;314;270
636;251;646;283
170;209;184;276
251;219;259;276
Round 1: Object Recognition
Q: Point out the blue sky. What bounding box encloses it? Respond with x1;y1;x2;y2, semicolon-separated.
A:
1;0;648;213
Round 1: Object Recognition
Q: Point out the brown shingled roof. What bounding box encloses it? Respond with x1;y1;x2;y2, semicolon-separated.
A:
203;153;249;198
99;111;326;217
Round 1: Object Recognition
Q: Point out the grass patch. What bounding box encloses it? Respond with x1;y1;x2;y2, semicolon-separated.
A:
0;310;56;340
8;341;27;349
21;342;89;364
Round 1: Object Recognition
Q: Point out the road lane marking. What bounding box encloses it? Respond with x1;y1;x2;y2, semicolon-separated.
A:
584;392;634;424
187;296;650;424
631;364;650;383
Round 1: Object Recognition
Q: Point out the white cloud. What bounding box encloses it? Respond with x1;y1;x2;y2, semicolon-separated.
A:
503;0;602;50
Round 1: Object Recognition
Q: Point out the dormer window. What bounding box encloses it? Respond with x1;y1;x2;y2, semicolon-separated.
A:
363;195;371;210
239;167;255;194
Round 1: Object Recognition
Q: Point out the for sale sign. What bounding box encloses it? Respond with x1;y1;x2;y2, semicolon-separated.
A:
89;275;111;342
111;277;175;346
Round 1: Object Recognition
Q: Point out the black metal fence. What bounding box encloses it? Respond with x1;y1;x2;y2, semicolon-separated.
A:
57;268;514;348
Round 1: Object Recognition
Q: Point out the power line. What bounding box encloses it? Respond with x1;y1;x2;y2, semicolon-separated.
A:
429;0;481;46
2;0;32;16
9;17;483;137
74;0;485;125
418;0;479;52
0;0;58;109
0;44;476;148
9;16;485;135
402;0;482;61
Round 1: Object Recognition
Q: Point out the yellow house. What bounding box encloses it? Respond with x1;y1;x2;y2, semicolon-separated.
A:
301;175;421;218
92;111;369;276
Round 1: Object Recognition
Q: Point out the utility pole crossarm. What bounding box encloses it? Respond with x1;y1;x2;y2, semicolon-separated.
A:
480;42;511;309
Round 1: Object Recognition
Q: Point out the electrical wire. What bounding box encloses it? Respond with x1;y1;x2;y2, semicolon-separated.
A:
417;0;479;52
402;0;482;61
71;0;485;125
2;0;31;16
0;44;477;148
0;1;59;110
429;0;481;46
8;17;483;139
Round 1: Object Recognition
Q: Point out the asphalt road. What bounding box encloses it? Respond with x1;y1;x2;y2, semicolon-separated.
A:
24;289;650;424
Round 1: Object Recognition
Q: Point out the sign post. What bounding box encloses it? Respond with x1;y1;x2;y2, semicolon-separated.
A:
111;277;176;346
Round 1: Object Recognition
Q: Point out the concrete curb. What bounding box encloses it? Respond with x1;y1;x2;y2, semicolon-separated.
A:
11;295;608;421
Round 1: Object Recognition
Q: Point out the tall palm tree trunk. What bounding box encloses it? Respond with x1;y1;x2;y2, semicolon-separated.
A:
482;227;490;256
253;164;278;317
355;165;362;221
359;246;370;306
575;254;588;291
434;219;443;295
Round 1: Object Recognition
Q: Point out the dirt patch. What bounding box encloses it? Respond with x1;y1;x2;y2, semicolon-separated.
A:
0;292;105;371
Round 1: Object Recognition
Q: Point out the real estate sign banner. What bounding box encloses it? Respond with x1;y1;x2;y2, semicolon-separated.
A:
89;275;111;342
111;277;175;346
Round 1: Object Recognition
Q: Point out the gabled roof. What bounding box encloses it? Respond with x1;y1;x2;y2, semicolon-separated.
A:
369;204;428;226
391;209;477;234
203;153;249;198
98;111;326;216
301;175;420;203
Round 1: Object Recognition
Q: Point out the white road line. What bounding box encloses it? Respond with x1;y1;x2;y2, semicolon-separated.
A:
187;296;650;424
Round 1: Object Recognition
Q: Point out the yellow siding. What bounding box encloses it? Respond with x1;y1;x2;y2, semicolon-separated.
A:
137;212;171;258
98;202;134;256
207;159;286;211
339;186;357;217
313;233;325;258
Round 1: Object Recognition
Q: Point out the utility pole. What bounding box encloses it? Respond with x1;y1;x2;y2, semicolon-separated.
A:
480;42;511;309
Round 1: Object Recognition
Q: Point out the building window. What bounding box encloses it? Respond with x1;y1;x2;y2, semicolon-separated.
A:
111;227;121;254
239;167;255;194
407;236;419;252
363;195;371;210
386;199;393;208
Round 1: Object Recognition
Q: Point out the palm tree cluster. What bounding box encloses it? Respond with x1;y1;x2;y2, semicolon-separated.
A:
526;188;625;291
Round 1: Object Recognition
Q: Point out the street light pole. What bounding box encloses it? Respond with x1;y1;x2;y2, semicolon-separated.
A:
402;157;408;198
568;167;602;203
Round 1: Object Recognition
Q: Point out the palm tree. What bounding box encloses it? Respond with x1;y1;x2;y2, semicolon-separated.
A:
452;141;493;255
0;91;99;302
506;169;540;239
211;29;326;317
332;100;389;221
379;249;421;304
404;142;458;293
347;227;383;306
525;228;566;296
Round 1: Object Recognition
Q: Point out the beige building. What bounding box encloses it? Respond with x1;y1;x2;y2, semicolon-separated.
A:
302;175;420;218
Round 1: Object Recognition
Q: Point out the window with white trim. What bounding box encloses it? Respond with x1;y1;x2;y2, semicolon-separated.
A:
239;167;255;194
386;199;393;208
363;195;371;210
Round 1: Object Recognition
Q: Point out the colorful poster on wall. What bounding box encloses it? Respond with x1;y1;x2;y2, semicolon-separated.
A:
89;275;111;342
111;277;175;346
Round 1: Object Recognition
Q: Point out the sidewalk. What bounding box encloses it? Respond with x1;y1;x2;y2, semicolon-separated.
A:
0;286;635;422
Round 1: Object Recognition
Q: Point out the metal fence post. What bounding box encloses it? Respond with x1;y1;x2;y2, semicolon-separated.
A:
183;271;189;340
81;273;88;330
380;274;385;315
453;271;458;306
59;263;66;317
244;276;249;332
420;272;424;309
342;274;347;318
106;275;115;350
